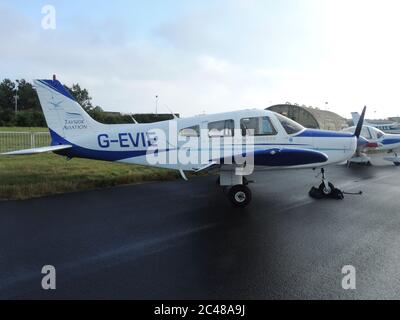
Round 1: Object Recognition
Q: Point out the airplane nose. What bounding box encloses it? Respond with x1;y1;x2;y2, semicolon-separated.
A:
357;136;369;147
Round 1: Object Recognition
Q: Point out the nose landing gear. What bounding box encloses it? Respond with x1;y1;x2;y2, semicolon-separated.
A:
384;151;400;166
309;168;344;200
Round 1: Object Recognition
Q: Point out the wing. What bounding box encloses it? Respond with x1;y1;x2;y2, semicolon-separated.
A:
209;148;328;167
1;145;72;156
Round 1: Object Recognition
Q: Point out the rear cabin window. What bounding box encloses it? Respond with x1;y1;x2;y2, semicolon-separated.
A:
179;125;200;137
240;117;277;136
208;120;234;137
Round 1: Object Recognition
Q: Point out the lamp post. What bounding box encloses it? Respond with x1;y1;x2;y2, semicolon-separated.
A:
155;95;159;115
14;87;19;114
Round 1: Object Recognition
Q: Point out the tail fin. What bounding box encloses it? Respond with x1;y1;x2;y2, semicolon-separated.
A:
351;112;361;126
34;78;102;140
351;112;370;126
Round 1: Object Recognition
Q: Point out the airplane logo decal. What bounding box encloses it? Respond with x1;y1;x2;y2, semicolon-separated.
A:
48;99;63;108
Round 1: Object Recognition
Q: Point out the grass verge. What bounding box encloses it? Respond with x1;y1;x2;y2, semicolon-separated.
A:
0;153;180;200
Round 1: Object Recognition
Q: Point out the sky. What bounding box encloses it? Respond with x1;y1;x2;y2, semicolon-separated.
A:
1;0;400;119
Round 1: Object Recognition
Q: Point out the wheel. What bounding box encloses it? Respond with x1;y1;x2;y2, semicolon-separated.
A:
394;162;400;166
228;185;252;208
318;182;335;196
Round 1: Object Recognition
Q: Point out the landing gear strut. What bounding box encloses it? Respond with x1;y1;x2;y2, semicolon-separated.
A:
347;151;372;167
309;168;344;200
384;151;400;166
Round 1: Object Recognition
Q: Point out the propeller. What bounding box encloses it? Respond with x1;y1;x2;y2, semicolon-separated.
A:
354;106;367;138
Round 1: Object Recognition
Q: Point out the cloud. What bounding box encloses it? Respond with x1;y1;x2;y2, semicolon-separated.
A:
1;1;400;118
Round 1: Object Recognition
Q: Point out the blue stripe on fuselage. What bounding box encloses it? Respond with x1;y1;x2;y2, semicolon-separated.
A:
252;148;328;166
49;129;160;161
294;129;353;138
381;138;400;145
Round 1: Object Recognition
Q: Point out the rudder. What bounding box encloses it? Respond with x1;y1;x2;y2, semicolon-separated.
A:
34;78;101;139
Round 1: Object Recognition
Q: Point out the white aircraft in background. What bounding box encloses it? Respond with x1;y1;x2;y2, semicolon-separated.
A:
343;125;400;166
1;76;368;207
351;112;400;134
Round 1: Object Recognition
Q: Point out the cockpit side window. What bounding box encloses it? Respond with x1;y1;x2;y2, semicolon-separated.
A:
274;113;304;135
374;128;385;139
208;120;234;137
240;117;277;136
361;127;372;139
179;125;200;137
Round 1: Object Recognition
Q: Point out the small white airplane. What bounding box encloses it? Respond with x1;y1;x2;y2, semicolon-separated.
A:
351;112;400;134
1;76;367;207
343;125;400;166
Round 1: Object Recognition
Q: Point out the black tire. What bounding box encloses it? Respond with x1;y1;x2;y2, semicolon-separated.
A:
228;185;252;208
318;182;335;196
394;162;400;167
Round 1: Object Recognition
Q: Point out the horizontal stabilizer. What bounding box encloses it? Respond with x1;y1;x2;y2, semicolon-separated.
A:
1;145;72;156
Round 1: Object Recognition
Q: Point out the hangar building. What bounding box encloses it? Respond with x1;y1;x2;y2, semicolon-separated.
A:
267;104;348;131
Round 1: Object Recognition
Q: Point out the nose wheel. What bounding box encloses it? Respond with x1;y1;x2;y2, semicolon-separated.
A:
309;168;344;200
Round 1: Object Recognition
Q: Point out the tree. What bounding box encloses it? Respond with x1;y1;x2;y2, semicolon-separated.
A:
16;79;41;111
0;79;16;112
66;83;93;112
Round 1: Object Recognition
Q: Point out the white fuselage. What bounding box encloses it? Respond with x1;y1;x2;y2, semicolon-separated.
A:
344;125;400;152
56;109;357;172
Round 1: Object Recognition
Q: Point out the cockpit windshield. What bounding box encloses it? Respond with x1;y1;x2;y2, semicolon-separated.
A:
343;126;385;139
274;113;305;135
371;127;385;139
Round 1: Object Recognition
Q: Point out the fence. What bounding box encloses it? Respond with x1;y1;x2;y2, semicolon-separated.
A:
0;132;51;153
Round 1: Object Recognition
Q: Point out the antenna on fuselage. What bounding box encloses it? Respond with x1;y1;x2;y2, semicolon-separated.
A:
121;113;139;124
130;115;139;124
165;105;179;120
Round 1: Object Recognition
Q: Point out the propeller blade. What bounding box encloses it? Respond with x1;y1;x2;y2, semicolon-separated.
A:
354;106;367;138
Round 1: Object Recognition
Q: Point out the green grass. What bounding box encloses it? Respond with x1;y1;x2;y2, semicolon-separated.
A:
0;153;180;201
0;127;182;200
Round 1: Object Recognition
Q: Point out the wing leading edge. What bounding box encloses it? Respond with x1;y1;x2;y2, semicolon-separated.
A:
1;145;72;156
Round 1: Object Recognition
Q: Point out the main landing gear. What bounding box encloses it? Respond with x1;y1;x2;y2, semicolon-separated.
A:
309;168;344;200
347;153;372;167
384;151;400;166
218;169;252;208
227;184;252;208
